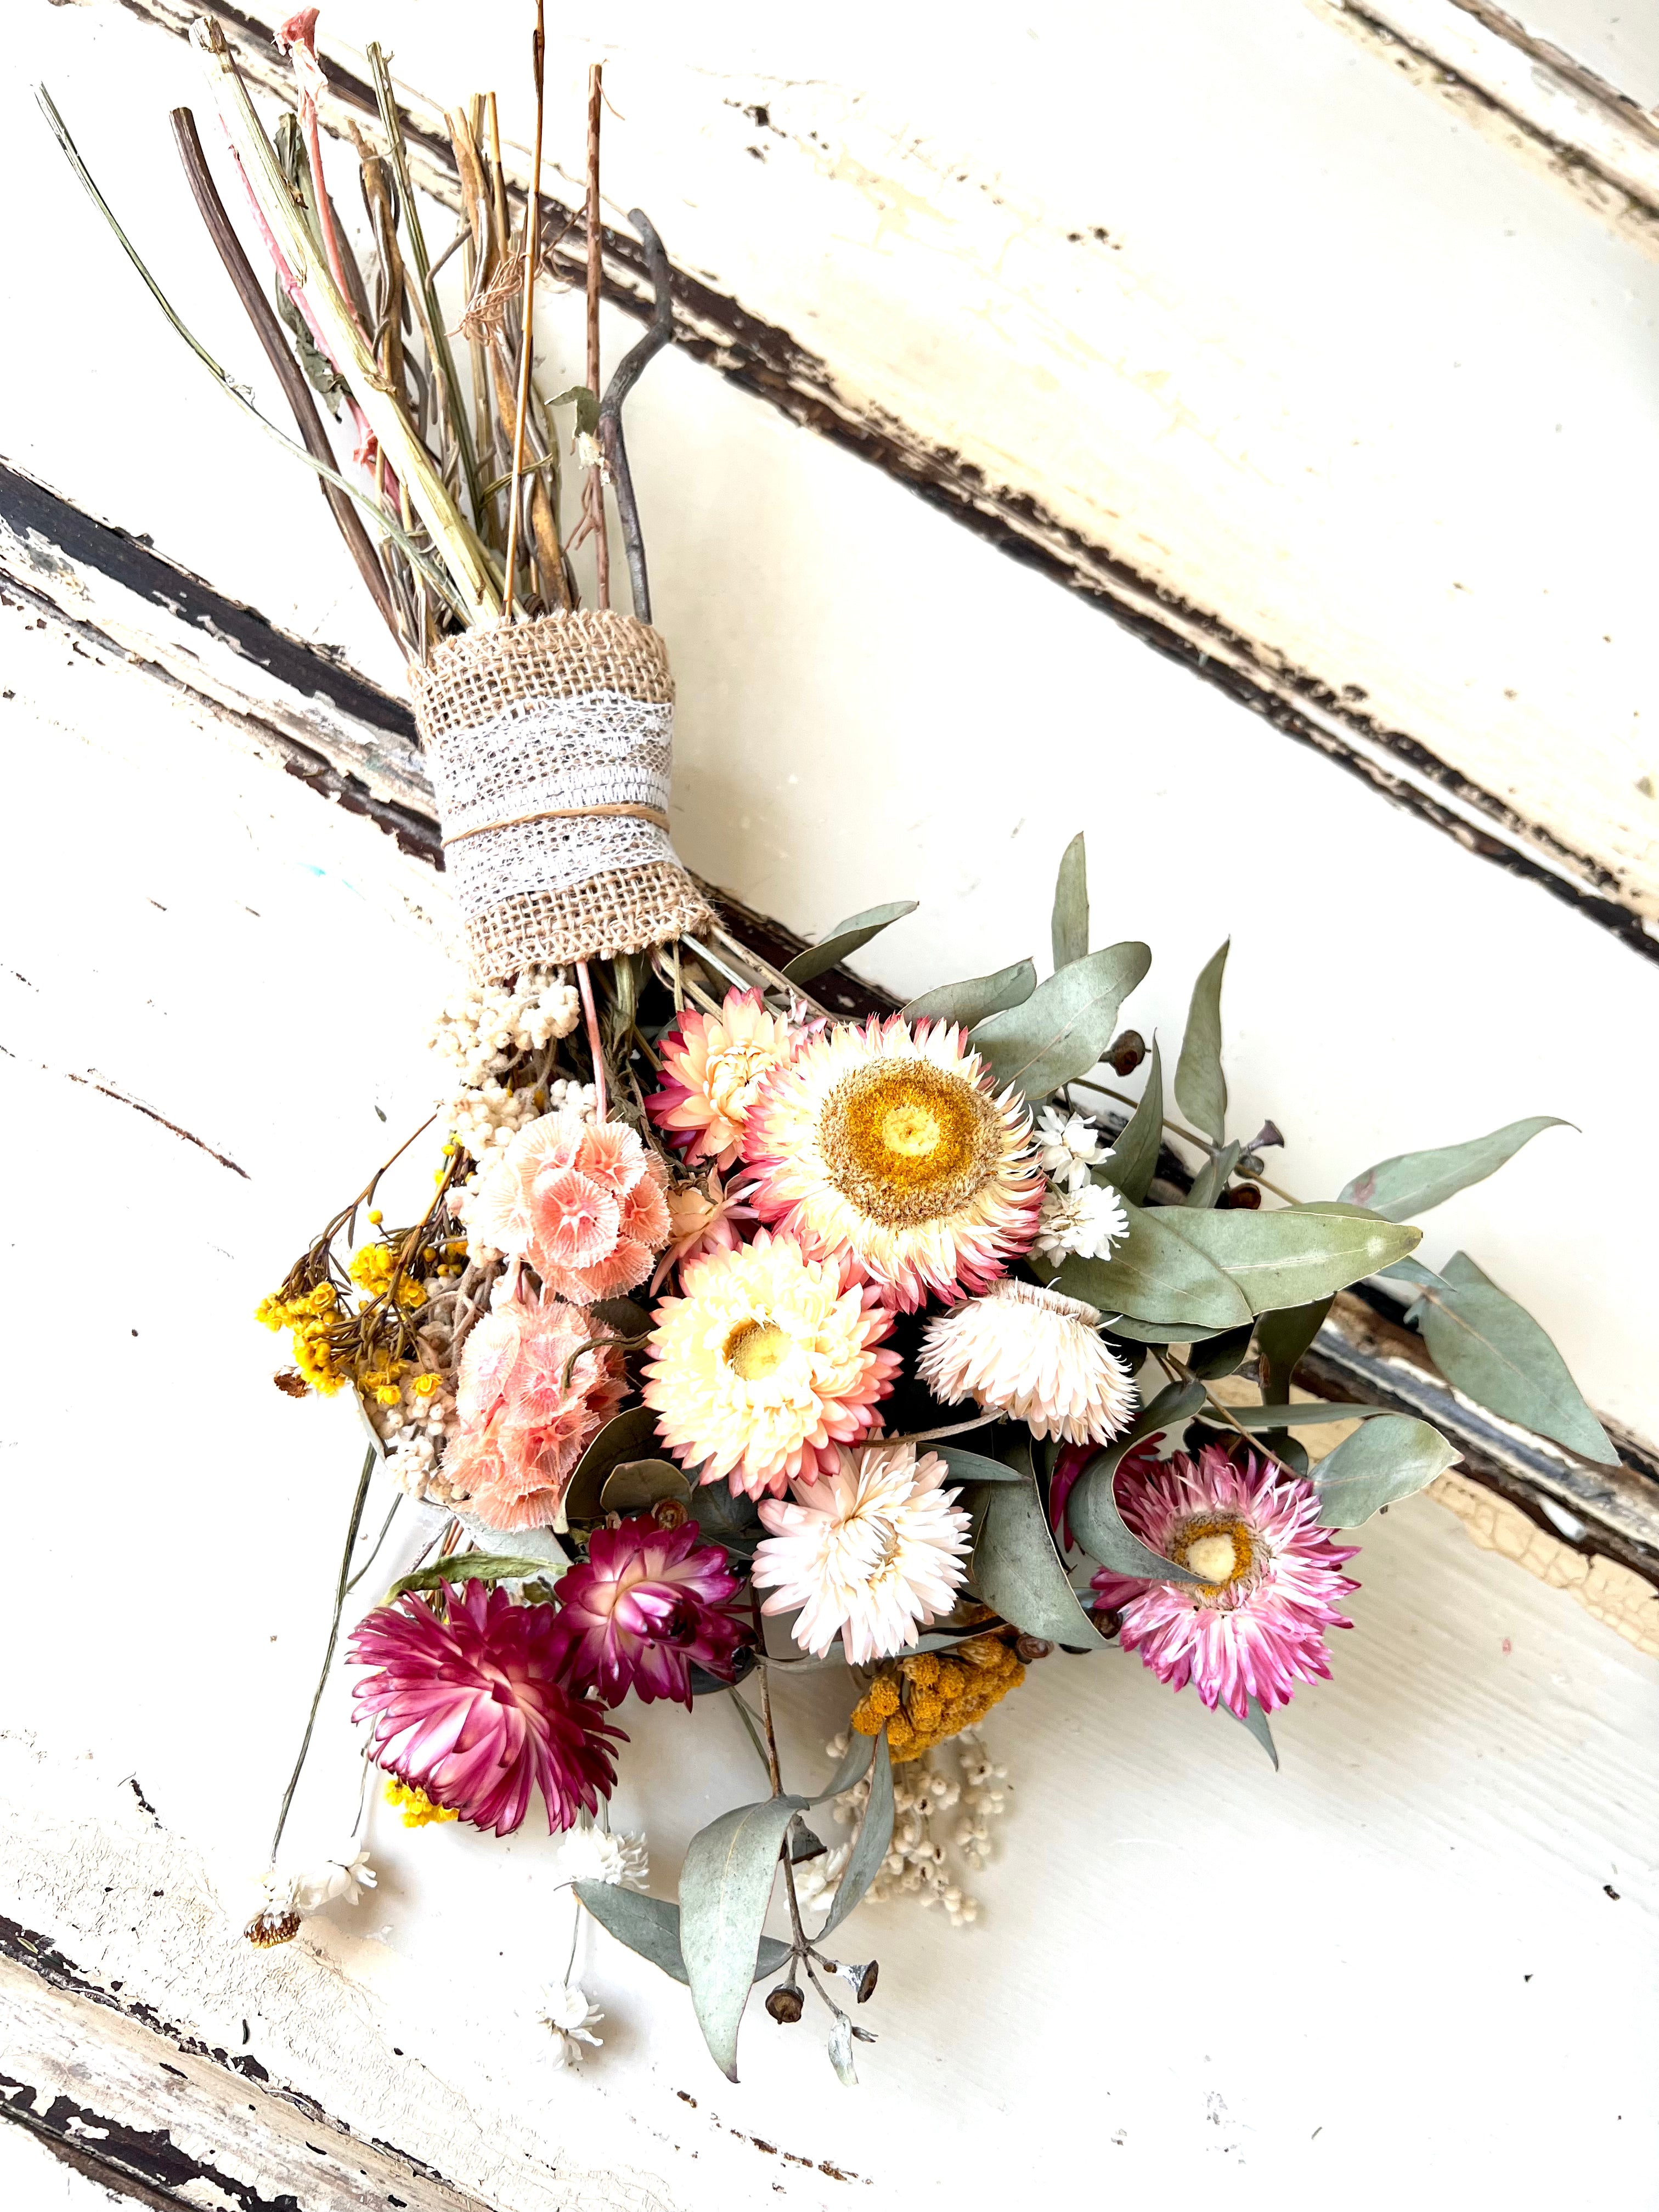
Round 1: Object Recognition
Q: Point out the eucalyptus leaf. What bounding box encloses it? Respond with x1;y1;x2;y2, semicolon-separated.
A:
1150;1206;1419;1316
680;1794;808;2079
1408;1252;1617;1464
819;1735;895;1938
454;1513;568;1572
1378;1256;1449;1290
600;1458;693;1514
1312;1414;1460;1524
972;941;1152;1098
573;1883;792;1988
903;958;1036;1028
971;1454;1106;1641
1051;832;1088;971
688;1481;764;1557
589;1295;653;1336
563;1404;663;1521
1184;1322;1257;1379
811;1730;876;1803
935;1443;1026;1485
1173;941;1228;1146
1229;1696;1279;1770
1106;1037;1163;1207
1339;1115;1571;1222
385;1552;555;1601
1184;1139;1242;1210
1054;1197;1251;1329
782;900;918;985
549;382;600;435
1067;1410;1202;1585
1107;1317;1237;1345
1256;1296;1334;1402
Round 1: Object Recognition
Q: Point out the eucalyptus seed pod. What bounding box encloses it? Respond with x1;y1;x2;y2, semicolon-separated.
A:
766;1979;805;2024
1106;1029;1147;1076
1218;1183;1262;1210
1014;1636;1053;1663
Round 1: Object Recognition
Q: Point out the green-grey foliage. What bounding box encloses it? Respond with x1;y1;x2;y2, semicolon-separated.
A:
782;900;918;986
1407;1253;1617;1464
1149;1206;1419;1316
972;941;1151;1098
1340;1116;1571;1222
1106;1037;1164;1206
1173;941;1229;1145
1051;833;1088;971
680;1795;808;2079
971;1450;1105;1641
1312;1413;1460;1524
904;958;1036;1028
817;1735;895;1938
573;1883;792;1988
1054;1198;1251;1329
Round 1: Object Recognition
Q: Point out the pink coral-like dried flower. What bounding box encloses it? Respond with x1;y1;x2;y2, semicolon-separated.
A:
647;988;799;1170
1091;1444;1359;1718
349;1580;623;1835
465;1112;671;1303
550;1514;749;1708
446;1297;626;1530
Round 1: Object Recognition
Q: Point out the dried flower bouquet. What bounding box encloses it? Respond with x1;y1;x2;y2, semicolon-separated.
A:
42;10;1620;2088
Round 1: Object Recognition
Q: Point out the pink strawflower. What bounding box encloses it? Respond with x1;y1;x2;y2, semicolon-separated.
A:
446;1297;625;1531
1091;1444;1359;1718
464;1112;671;1302
741;1014;1042;1313
648;1166;758;1294
349;1581;623;1835
550;1514;749;1708
647;988;799;1169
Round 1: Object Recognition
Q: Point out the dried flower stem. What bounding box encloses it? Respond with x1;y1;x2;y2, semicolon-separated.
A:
575;960;608;1121
270;1444;376;1864
502;1;546;619
191;16;499;623
584;63;610;610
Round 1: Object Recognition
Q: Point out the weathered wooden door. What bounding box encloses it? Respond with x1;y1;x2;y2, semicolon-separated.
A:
4;3;1657;2205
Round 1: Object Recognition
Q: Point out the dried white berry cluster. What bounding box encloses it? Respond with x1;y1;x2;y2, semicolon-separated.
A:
428;969;583;1160
810;1728;1011;1929
375;1373;464;1502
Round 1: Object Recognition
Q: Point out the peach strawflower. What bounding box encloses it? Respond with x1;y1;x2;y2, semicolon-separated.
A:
464;1111;671;1303
646;988;798;1169
445;1296;626;1530
742;1014;1043;1313
642;1229;900;1498
649;1167;758;1293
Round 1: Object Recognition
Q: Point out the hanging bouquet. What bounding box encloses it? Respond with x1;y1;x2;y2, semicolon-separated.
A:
42;9;1620;2088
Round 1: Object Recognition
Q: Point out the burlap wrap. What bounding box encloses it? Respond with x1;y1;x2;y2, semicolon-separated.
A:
409;611;713;980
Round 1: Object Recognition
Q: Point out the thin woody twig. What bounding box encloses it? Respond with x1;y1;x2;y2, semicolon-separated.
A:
503;0;547;619
584;63;610;610
597;208;674;624
168;106;400;645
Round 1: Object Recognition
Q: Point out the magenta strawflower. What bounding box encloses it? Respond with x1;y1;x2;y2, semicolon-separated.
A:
1091;1444;1359;1718
550;1514;749;1708
349;1581;623;1835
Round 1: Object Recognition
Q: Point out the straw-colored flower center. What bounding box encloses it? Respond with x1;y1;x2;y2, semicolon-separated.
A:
724;1320;793;1383
1174;1516;1255;1594
706;1041;780;1122
820;1063;1001;1225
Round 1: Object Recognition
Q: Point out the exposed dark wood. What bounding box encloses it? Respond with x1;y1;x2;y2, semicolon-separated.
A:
90;0;1659;964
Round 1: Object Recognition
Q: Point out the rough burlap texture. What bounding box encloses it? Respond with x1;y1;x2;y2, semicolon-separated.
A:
409;610;713;980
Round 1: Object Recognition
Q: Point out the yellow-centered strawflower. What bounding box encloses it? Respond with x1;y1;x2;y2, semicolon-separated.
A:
741;1015;1043;1312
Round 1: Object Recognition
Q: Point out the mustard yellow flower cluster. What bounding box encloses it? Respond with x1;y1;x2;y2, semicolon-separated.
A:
255;1280;350;1395
384;1776;459;1828
349;1240;431;1308
850;1638;1025;1762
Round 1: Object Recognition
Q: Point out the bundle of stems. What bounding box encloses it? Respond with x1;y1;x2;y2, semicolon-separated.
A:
43;9;675;663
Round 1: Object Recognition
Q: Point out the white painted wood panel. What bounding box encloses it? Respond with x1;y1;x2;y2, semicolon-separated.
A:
5;3;1659;2199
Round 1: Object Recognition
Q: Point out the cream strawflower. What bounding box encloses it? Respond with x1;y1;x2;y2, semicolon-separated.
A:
1032;1179;1129;1268
646;987;799;1169
752;1442;971;1662
537;1979;605;2068
742;1014;1042;1313
917;1279;1137;1445
643;1230;900;1497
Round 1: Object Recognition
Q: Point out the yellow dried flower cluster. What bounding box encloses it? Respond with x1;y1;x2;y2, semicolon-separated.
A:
255;1279;350;1395
349;1240;431;1308
850;1638;1024;1762
384;1777;459;1828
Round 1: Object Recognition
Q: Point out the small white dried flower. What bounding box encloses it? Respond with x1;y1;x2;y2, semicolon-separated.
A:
559;1826;648;1890
1032;1178;1129;1268
1035;1106;1114;1192
538;1980;604;2067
